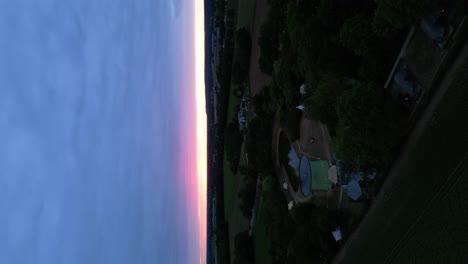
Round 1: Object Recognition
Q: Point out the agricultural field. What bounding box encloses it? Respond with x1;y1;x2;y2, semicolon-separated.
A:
334;60;468;263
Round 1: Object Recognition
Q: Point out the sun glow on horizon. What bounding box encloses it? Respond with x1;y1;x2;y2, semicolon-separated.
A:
194;0;207;263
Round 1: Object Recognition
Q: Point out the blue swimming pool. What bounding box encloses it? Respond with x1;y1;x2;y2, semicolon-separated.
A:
299;155;312;196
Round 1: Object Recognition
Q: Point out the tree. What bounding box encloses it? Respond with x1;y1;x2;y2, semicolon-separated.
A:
235;28;251;68
287;3;324;74
232;28;252;84
238;181;256;219
270;51;301;115
334;82;405;170
373;0;439;34
339;14;374;56
258;19;280;74
304;76;349;131
225;119;243;173
233;231;254;264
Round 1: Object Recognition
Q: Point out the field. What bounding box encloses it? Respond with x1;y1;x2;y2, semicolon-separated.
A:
252;196;272;264
222;0;258;262
334;59;468;263
223;0;257;219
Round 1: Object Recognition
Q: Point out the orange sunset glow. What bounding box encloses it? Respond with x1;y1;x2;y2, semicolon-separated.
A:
194;0;207;263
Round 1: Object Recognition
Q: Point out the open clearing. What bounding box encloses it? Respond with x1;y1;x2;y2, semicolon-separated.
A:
334;51;468;263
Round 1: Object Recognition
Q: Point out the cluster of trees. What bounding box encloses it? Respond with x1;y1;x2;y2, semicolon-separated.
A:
238;110;275;219
258;0;289;74
233;231;254;264
224;118;244;174
232;28;252;85
258;0;418;172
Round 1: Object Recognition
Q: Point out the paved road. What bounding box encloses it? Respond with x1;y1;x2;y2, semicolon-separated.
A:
333;30;468;264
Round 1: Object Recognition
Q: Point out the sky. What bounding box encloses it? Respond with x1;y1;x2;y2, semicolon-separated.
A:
0;0;206;263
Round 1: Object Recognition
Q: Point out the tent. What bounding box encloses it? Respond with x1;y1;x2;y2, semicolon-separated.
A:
328;165;338;184
347;180;362;201
299;83;307;95
332;227;342;242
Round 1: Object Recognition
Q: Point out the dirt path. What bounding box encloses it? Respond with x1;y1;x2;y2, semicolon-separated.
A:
248;0;271;97
333;36;468;264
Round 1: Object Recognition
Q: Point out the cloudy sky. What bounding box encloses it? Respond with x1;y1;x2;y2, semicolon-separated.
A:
0;0;205;263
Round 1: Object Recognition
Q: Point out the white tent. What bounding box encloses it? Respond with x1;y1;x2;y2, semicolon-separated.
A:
299;83;307;95
332;227;342;241
328;165;338;184
288;201;294;211
296;104;304;111
282;182;288;190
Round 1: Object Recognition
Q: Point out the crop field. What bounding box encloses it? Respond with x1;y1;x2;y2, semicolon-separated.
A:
335;60;468;263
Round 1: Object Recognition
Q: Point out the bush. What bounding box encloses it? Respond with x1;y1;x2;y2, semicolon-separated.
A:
232;28;252;84
233;231;254;264
303;76;350;131
225;119;243;173
373;0;439;34
340;14;374;56
334;82;406;171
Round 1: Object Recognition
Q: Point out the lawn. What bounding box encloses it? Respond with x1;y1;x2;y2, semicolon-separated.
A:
252;195;272;264
223;154;236;218
236;0;257;30
335;60;468;263
223;0;257;223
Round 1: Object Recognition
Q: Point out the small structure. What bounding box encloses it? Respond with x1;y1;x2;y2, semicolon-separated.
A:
328;165;338;184
347;180;362;201
288;201;295;211
283;182;288;190
421;10;451;44
296;104;305;111
237;96;249;131
332;227;342;242
299;83;307;95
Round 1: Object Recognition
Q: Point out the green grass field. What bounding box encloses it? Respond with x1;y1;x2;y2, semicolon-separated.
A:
252;196;272;264
223;0;257;226
223;154;236;218
336;60;468;263
236;0;256;30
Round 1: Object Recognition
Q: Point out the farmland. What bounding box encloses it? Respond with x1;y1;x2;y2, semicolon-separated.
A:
334;59;468;263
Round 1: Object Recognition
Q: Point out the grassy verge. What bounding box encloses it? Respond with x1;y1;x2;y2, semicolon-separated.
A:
252;195;272;264
336;60;468;263
236;0;257;30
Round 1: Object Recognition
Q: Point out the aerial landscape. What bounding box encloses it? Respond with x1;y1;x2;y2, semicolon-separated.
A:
205;0;468;263
2;0;468;263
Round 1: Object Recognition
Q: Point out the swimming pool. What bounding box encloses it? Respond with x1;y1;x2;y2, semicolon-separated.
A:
299;155;312;196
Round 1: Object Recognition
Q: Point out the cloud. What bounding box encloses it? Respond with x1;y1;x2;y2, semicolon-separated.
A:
170;0;182;18
0;0;199;263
